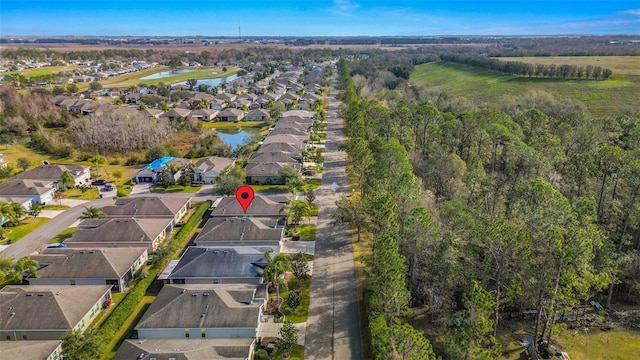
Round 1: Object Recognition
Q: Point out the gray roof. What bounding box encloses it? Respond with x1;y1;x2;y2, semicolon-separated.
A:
114;338;253;360
268;127;309;137
282;110;314;118
103;196;190;218
245;162;294;178
249;151;301;164
136;284;263;329
1;341;62;360
0;179;53;196
195;156;234;173
261;134;305;149
68;218;172;244
195;217;284;243
256;142;300;155
0;285;111;331
13;164;89;182
278;115;314;125
168;247;267;280
211;196;285;217
31;248;147;280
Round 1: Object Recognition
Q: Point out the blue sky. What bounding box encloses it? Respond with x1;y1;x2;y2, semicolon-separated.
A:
1;1;639;37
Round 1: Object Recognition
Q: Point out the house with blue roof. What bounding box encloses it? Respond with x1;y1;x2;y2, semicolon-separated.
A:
135;156;192;183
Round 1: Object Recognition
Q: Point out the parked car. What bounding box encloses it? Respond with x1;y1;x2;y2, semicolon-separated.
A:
302;169;316;176
104;183;115;191
91;179;107;186
47;243;67;248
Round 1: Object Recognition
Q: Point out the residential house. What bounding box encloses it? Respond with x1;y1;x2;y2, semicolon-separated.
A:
0;180;55;205
114;338;255;360
245;162;295;185
135;156;191;183
190;108;219;121
141;108;164;119
217;108;245;122
13;164;91;187
160;108;191;120
216;93;236;102
209;98;226;111
0;285;112;340
103;196;191;227
245;108;270;121
64;218;174;251
261;134;305;152
28;248;148;292
282;109;314;119
233;98;251;109
210;196;287;218
134;283;266;342
0;153;5;168
1;341;63;360
268;127;309;138
193;157;234;184
161;247;268;285
194;217;284;250
249;151;301;164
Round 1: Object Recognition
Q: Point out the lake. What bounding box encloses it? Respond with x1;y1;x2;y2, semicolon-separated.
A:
140;69;196;80
175;74;239;88
217;127;259;149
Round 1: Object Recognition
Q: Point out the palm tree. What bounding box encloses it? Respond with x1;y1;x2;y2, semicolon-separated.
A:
0;202;26;226
281;200;311;227
79;206;104;219
61;170;75;191
263;252;290;299
7;256;39;283
89;155;107;178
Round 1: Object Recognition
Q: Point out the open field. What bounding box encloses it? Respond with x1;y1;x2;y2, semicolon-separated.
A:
2;65;80;78
497;56;640;76
410;61;640;117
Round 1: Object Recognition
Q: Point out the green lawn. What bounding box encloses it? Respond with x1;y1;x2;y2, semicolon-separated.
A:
271;344;305;360
497;56;640;76
43;204;70;210
3;65;80;78
304;178;322;190
64;187;100;200
278;277;311;323
50;227;77;243
149;184;202;193
293;224;316;241
0;217;49;245
496;319;640;360
251;184;289;194
409;60;640;117
200;120;265;131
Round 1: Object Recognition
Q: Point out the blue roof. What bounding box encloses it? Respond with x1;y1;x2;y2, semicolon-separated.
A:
144;156;174;171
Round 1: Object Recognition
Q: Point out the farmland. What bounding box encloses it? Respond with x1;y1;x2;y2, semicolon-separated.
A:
409;58;640;117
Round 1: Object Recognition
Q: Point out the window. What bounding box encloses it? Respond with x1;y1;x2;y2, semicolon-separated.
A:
6;336;10;340
184;330;190;338
201;329;206;338
22;335;28;340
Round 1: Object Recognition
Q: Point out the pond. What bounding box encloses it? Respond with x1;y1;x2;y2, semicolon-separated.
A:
140;69;196;80
217;127;259;150
175;74;239;89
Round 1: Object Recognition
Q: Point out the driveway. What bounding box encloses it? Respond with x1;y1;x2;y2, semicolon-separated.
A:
304;75;362;360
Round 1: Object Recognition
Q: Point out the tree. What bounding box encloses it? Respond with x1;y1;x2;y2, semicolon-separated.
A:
214;166;245;195
286;289;302;310
303;185;316;204
281;200;311;226
79;206;104;219
263;252;290;298
157;167;175;189
276;320;298;358
389;323;438;360
290;252;309;279
186;79;198;90
278;165;300;185
332;195;370;242
88;155;107;178
66;83;78;94
89;80;102;91
178;163;195;186
6;256;39;283
16;157;30;172
285;176;304;197
145;145;169;163
61;170;75;191
0;202;26;226
62;330;102;360
28;203;43;221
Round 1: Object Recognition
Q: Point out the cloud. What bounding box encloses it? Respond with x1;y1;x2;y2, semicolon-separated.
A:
331;0;360;16
621;9;640;16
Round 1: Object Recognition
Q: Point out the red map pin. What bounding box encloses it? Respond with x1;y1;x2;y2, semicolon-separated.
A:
235;185;255;214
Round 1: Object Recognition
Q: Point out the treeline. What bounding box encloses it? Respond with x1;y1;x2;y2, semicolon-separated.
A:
336;54;640;358
440;53;613;79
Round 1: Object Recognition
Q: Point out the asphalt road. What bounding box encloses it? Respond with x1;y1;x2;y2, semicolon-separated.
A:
304;75;362;360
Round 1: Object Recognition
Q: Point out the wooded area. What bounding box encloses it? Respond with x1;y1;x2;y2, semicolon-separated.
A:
336;48;640;358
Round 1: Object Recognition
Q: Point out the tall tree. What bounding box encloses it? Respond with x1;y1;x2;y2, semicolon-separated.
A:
276;320;298;358
79;206;104;219
61;170;75;190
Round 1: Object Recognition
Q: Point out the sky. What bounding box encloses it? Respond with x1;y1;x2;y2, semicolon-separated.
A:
1;0;639;37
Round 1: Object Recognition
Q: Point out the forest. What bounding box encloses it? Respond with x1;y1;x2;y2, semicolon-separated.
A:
335;47;640;359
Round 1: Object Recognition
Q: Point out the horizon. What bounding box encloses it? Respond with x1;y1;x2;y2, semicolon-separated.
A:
1;1;639;37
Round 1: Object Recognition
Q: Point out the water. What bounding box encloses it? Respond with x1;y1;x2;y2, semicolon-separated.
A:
175;74;239;88
217;127;259;149
140;69;196;80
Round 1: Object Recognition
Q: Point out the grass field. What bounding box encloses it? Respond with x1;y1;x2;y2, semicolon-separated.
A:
3;65;80;78
497;56;640;76
409;60;640;117
0;217;49;245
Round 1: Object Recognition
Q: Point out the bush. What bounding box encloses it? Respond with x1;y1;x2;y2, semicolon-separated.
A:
286;290;302;310
125;156;142;166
